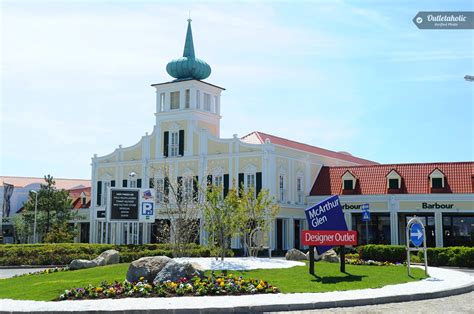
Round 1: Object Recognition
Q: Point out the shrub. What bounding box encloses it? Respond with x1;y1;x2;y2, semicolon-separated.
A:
0;243;213;266
418;247;474;267
357;245;406;263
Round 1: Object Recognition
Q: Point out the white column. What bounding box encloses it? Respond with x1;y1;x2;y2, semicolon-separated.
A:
390;197;399;245
435;212;443;247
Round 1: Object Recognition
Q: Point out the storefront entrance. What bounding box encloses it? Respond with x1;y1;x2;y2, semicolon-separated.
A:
443;214;474;247
398;214;436;247
352;213;390;245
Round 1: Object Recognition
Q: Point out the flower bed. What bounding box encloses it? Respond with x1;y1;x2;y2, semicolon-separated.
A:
59;272;279;300
345;258;400;266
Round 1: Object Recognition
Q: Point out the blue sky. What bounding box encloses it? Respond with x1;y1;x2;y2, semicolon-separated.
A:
1;0;473;179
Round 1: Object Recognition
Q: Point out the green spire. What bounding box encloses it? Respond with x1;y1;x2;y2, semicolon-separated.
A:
166;19;211;80
183;19;195;59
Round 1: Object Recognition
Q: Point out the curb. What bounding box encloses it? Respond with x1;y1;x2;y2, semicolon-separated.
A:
0;266;63;269
0;268;474;314
0;283;472;313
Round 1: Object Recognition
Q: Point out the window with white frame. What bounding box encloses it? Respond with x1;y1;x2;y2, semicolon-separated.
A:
245;173;255;196
196;90;201;109
170;91;180;110
279;174;286;202
170;131;179;157
296;176;303;204
214;174;223;198
214;175;223;187
183;177;193;202
155;178;164;203
214;96;219;114
129;179;137;188
204;93;211;111
185;89;190;109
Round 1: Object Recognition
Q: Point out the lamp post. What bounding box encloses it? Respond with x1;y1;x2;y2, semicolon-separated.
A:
30;190;38;243
129;172;137;188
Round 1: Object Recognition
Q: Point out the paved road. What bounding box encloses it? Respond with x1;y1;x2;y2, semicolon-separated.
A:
0;268;51;279
274;291;474;313
274;269;473;314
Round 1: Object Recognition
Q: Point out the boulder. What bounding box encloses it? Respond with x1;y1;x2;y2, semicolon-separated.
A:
305;248;322;261
69;259;97;270
126;256;172;283
285;248;307;261
93;249;120;266
153;260;203;284
321;249;340;263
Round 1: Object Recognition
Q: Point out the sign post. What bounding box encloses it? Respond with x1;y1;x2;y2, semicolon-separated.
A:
361;204;370;244
303;196;357;275
406;217;428;276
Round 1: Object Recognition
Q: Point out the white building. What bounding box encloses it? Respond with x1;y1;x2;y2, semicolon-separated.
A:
89;20;375;249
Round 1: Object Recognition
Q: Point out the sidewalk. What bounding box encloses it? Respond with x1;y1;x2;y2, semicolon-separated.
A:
0;266;472;313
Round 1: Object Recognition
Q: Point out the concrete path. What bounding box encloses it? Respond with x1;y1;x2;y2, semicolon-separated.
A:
0;268;52;279
0;266;472;313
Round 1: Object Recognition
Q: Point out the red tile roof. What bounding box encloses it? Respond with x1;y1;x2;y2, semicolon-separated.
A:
311;162;474;195
241;131;377;166
1;176;90;189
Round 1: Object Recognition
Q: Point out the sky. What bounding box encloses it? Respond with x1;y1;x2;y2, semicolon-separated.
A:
1;0;473;180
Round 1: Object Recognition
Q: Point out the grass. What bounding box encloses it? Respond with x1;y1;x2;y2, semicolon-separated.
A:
0;262;426;301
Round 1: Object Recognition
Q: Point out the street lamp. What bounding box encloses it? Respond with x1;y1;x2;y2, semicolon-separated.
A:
30;190;38;244
129;172;137;188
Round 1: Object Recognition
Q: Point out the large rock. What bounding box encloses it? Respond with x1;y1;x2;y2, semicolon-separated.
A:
69;259;97;270
153;260;203;284
285;248;307;261
93;249;120;266
321;249;340;263
126;256;172;283
305;248;322;261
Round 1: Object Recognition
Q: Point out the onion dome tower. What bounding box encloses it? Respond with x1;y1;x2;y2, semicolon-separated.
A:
166;19;211;80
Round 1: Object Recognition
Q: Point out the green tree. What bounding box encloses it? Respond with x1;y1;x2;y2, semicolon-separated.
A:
237;187;279;257
20;175;75;243
202;184;239;261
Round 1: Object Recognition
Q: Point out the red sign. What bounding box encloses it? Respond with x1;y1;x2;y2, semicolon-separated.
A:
302;230;357;246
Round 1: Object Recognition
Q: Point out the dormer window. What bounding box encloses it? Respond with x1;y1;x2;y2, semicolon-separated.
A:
432;178;443;189
429;168;445;191
386;169;402;191
341;171;356;191
343;180;354;190
388;179;399;189
80;191;87;207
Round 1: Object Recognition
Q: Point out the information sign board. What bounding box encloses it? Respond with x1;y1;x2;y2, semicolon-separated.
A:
109;189;139;221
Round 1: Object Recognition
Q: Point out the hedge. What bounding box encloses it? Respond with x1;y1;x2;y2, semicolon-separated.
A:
0;243;213;266
357;244;474;267
418;247;474;267
357;245;406;263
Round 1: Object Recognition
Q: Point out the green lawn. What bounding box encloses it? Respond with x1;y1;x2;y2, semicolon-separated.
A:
0;262;426;301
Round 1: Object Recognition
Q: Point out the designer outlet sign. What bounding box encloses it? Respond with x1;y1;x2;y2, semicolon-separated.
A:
304;195;352;254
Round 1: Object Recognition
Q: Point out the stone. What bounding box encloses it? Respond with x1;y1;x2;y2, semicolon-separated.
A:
321;249;340;263
153;260;203;284
69;259;97;270
92;249;120;266
126;256;172;283
305;248;322;261
285;248;307;261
